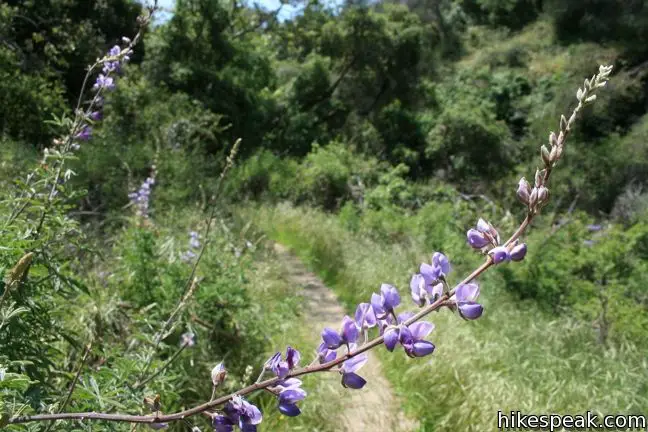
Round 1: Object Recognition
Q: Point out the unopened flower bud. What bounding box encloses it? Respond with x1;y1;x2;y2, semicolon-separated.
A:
549;132;558;147
122;36;132;44
510;243;527;262
476;218;500;245
549;145;559;163
536;186;549;206
535;169;545;188
467;228;489;249
541;145;551;166
560;115;568;131
489;246;510;264
516;177;531;205
528;188;538;208
211;363;227;387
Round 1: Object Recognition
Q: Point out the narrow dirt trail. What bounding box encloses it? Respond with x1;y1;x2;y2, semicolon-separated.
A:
273;243;418;432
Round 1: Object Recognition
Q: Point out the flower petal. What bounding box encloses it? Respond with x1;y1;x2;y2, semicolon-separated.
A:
279;388;307;405
408;321;435;339
342;353;368;373
410;340;435;357
321;328;343;349
341;372;367;389
384;327;399;351
286;346;300;369
341;315;359;344
455;283;480;303
458;302;484;320
278;402;301;417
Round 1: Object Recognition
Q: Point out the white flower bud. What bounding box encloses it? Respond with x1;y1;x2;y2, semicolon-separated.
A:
211;363;227;387
541;145;551;166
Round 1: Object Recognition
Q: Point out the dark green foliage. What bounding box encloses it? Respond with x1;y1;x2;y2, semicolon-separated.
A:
500;215;648;346
461;0;542;29
548;0;648;62
0;0;141;145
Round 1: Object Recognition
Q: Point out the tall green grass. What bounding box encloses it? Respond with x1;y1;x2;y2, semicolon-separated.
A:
249;203;648;431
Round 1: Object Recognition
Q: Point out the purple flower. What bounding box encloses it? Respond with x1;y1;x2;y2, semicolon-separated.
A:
354;303;377;330
321;327;343;349
452;283;483;320
222;395;262;431
431;252;451;276
371;284;401;319
321;315;359;350
317;343;337;364
189;231;201;249
340;352;368;389
410;273;443;307
129;175;156;219
93;74;115;91
383;317;435;356
489;246;510;264
265;346;301;379
75;125;92;141
398;321;436;358
467;228;489;249
108;45;121;57
212;415;234;432
181;250;197;262
274;378;306;417
89;111;103;121
510;243;527;262
340;315;359;344
467;218;500;249
419;252;451;286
